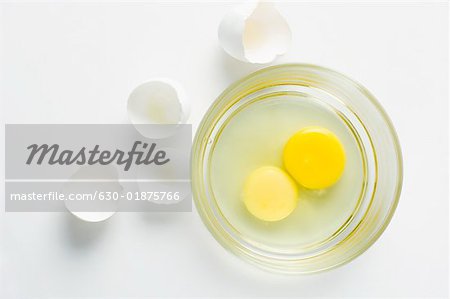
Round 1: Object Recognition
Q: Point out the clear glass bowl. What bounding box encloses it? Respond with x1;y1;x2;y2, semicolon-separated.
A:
191;64;402;274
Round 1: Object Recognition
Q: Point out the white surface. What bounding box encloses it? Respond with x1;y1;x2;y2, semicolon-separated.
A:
0;1;448;298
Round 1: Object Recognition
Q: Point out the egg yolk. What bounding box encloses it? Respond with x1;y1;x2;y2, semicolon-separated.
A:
283;127;345;189
242;166;298;222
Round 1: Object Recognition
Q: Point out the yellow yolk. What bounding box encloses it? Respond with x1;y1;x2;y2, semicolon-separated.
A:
242;166;298;222
283;127;346;189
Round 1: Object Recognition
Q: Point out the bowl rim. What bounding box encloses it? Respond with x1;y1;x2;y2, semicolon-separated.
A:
191;63;403;274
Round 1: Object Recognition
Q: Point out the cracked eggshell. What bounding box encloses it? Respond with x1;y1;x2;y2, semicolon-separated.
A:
127;78;190;139
218;1;291;64
64;165;122;222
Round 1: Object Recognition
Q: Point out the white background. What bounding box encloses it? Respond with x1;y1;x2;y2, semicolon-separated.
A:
0;1;448;298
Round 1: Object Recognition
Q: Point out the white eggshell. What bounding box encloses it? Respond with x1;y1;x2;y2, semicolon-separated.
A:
218;1;291;64
70;211;116;223
127;78;190;139
64;165;122;223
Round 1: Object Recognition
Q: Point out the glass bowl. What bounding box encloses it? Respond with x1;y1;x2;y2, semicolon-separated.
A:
191;64;402;274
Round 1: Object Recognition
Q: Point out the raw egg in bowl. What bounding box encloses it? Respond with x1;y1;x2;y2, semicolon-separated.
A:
191;64;402;273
